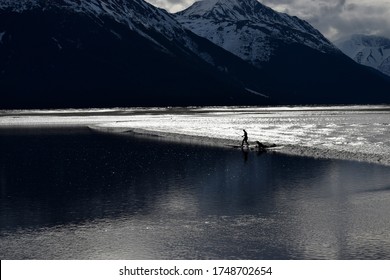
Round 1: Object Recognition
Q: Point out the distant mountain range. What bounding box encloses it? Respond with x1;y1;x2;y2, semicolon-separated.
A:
336;34;390;77
0;0;389;108
176;0;337;66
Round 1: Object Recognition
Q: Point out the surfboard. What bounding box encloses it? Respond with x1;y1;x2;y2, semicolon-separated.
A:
228;144;284;150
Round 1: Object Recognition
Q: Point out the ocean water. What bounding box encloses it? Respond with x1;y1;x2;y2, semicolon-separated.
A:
2;106;390;164
1;128;390;259
97;106;390;164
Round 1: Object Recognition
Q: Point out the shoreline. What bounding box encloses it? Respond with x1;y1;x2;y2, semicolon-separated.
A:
1;122;388;166
1;105;389;167
88;125;390;166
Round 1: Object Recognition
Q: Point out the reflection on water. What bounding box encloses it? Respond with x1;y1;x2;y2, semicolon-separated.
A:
1;128;390;259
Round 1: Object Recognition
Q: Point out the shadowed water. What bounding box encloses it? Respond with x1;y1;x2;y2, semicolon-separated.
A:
1;128;390;259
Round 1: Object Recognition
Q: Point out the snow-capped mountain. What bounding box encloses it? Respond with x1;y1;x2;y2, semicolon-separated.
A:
0;0;197;55
336;34;390;76
176;0;390;105
176;0;337;66
0;0;390;108
0;0;270;108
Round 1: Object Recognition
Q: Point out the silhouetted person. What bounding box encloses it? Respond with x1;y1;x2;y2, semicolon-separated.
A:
241;129;249;147
255;141;266;155
255;141;266;150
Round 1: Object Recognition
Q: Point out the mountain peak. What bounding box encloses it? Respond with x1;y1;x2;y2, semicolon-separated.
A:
176;0;336;65
178;0;271;21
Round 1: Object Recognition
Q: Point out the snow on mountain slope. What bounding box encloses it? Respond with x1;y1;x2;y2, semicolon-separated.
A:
1;0;390;107
336;34;390;77
175;0;338;66
0;0;195;52
0;0;273;108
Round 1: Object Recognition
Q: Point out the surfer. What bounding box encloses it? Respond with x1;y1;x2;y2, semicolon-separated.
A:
241;129;249;147
255;141;266;150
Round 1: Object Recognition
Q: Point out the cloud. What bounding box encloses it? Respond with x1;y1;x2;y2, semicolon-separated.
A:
146;0;195;12
146;0;390;41
260;0;390;40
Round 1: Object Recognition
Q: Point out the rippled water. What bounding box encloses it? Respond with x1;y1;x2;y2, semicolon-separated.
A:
101;106;390;163
2;106;390;164
1;128;390;259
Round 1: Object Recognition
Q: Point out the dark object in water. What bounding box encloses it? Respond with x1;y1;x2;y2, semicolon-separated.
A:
255;141;266;150
229;142;280;151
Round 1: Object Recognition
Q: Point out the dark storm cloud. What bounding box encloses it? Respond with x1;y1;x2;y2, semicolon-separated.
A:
147;0;390;41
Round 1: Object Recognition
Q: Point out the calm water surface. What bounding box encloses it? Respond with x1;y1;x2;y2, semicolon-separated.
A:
1;128;390;259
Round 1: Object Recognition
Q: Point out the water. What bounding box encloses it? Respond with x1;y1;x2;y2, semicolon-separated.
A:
2;106;390;164
1;128;390;259
95;106;390;164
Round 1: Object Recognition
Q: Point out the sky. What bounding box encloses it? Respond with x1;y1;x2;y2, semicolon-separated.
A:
146;0;390;41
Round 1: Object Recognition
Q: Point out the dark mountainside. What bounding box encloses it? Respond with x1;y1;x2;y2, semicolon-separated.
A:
176;0;390;105
0;0;268;108
0;0;389;108
258;43;390;104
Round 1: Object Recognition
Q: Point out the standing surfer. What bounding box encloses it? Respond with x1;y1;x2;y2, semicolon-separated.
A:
241;129;249;147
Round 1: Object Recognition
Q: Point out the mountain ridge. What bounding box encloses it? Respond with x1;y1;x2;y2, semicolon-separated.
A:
175;0;390;104
0;0;389;108
176;0;337;66
0;0;191;49
0;0;271;108
336;34;390;77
